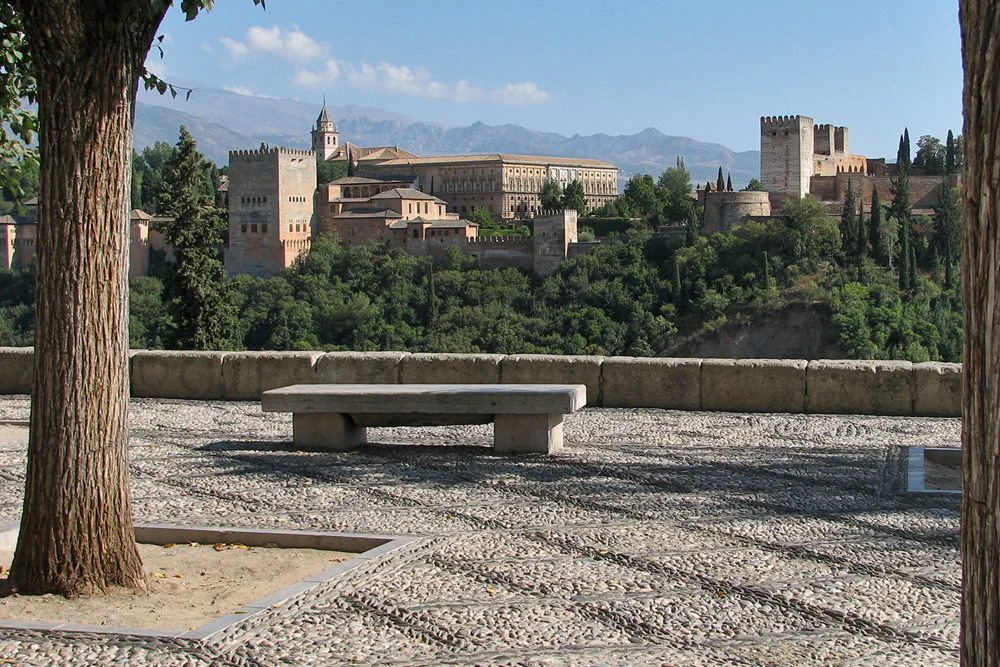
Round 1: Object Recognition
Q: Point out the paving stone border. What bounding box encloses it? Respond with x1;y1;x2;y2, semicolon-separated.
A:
0;522;416;641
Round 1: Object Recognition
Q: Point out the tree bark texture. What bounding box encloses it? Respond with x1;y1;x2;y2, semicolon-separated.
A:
960;0;1000;662
8;2;167;596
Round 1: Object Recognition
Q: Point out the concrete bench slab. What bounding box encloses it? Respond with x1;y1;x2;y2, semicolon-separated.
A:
262;384;587;455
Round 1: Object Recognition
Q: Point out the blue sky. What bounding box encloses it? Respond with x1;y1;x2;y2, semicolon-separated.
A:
147;0;962;158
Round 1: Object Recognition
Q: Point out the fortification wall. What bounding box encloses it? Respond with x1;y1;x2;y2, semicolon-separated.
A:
811;173;950;211
0;347;961;416
462;236;534;271
702;191;772;234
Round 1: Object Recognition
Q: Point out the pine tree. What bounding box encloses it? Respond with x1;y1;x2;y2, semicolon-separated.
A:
716;167;725;193
726;173;733;192
156;126;238;350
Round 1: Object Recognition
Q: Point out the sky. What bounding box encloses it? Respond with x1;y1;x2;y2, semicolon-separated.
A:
146;0;963;159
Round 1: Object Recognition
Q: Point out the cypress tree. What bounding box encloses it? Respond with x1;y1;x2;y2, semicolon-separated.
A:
856;197;868;263
157;126;237;350
902;128;912;170
870;188;883;264
716;167;725;193
762;250;772;290
672;258;683;307
908;242;918;291
946;129;956;176
726;173;733;192
840;180;858;260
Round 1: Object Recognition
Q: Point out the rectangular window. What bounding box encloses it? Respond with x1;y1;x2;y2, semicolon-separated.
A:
241;224;247;233
262;224;268;233
251;224;258;233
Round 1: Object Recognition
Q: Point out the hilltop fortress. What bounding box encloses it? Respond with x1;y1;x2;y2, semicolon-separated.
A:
224;102;613;278
701;115;956;234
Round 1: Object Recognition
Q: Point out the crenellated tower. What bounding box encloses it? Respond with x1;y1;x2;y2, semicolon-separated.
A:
311;100;339;160
226;147;317;277
760;115;814;199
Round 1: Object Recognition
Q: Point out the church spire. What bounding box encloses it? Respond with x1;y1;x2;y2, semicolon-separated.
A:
312;98;339;160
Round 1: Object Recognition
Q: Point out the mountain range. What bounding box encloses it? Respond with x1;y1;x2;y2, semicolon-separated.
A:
134;87;761;188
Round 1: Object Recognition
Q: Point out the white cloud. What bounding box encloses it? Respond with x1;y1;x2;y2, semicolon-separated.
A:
333;60;550;106
224;86;284;100
293;59;341;88
493;82;551;106
221;25;326;62
217;24;551;107
143;54;167;79
219;36;248;58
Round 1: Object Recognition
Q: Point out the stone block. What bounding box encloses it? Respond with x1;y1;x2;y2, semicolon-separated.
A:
293;413;366;451
601;357;701;409
494;413;563;454
400;353;502;384
131;350;225;399
913;362;962;417
501;354;603;405
222;351;322;400
702;358;807;413
0;347;32;394
806;360;914;415
313;351;408;384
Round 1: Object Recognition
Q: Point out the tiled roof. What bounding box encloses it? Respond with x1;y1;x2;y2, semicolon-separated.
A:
369;188;446;203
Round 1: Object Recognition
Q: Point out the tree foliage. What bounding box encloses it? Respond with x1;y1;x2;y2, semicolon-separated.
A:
561;179;587;214
156;127;238;350
540;178;562;209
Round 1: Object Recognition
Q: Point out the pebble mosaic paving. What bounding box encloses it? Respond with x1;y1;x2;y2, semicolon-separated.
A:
0;397;960;665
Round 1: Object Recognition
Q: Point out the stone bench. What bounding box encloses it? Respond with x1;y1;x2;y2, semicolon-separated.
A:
261;383;587;454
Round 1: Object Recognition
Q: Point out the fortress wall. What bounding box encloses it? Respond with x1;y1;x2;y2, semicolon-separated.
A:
0;348;963;416
702;191;772;234
811;174;949;210
462;238;534;271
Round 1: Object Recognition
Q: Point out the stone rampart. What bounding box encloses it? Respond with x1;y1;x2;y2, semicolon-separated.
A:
0;348;963;416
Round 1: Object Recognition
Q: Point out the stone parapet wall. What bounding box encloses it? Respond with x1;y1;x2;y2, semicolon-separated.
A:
0;348;962;416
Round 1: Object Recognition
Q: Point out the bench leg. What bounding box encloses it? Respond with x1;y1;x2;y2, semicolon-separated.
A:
493;413;564;454
292;413;367;451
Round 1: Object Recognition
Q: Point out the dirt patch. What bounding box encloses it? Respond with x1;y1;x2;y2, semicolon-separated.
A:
0;542;353;632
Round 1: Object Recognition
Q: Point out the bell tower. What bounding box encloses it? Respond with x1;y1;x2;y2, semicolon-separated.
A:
311;98;339;160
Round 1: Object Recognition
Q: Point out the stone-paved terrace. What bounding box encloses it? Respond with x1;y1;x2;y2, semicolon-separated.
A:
0;397;960;666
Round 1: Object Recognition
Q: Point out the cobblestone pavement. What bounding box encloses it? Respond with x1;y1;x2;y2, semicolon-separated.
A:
0;397;960;665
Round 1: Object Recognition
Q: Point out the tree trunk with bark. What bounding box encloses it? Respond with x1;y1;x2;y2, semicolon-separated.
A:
8;2;167;596
960;0;1000;662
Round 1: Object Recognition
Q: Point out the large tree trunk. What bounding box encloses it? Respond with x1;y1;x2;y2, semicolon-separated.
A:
960;0;1000;662
8;2;167;596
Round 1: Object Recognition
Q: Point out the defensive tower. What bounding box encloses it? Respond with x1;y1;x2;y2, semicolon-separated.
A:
226;147;317;277
760;115;814;199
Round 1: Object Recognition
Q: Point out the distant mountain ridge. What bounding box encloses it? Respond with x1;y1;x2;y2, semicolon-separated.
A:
134;87;760;187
